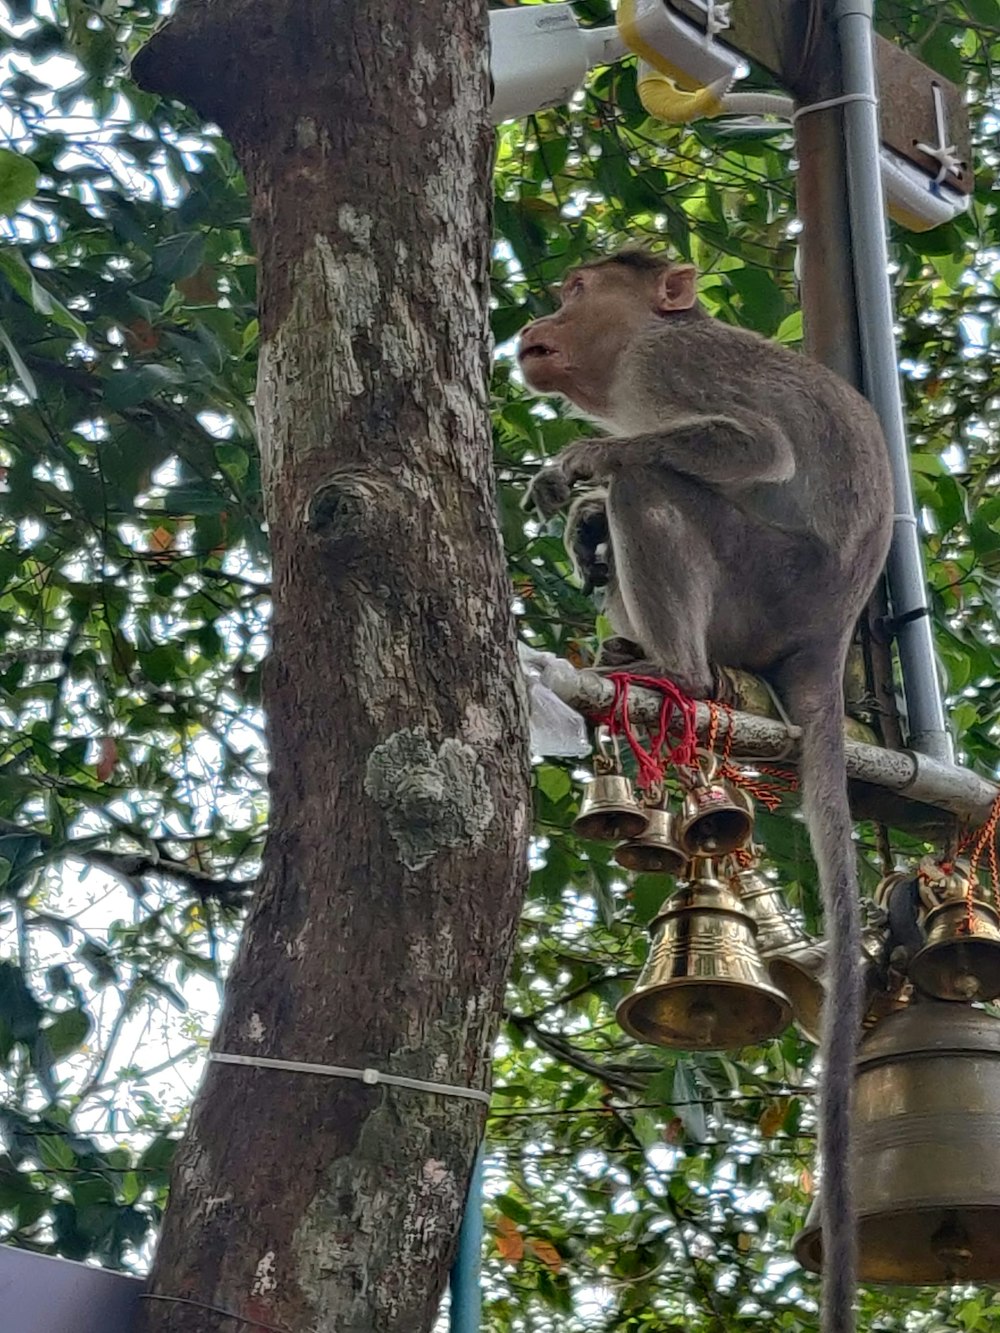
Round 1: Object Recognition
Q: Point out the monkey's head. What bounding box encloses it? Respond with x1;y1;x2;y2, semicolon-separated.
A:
517;250;699;413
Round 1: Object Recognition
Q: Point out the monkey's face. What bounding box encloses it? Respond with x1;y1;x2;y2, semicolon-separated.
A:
517;265;659;413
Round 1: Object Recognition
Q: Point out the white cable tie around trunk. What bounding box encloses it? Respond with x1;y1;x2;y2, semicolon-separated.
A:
210;1051;491;1104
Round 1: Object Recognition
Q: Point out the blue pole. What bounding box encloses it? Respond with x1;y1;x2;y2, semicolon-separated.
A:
449;1144;485;1333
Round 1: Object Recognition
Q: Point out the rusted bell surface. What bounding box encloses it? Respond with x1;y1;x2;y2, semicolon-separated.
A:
614;808;688;875
574;774;649;843
615;868;792;1050
794;1000;1000;1284
909;898;1000;1002
677;781;754;857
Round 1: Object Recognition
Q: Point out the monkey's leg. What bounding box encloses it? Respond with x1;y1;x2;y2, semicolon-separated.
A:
604;478;717;700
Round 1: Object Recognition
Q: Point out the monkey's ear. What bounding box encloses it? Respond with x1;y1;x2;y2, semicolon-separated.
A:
654;264;698;313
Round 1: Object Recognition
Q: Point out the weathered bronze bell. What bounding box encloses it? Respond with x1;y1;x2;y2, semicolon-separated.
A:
614;807;688;875
677;777;754;857
909;896;1000;1002
574;773;649;842
616;864;792;1050
795;1000;1000;1284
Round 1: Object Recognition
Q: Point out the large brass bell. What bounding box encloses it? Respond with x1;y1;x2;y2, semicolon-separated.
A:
734;865;828;1042
795;1000;1000;1284
616;863;792;1050
909;896;1000;1002
614;804;688;875
574;772;649;843
676;753;754;857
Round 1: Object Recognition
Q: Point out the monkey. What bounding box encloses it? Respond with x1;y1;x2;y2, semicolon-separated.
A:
519;248;893;1333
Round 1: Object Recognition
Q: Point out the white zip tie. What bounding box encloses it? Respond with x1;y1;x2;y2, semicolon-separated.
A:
791;91;878;123
915;82;960;187
210;1051;491;1105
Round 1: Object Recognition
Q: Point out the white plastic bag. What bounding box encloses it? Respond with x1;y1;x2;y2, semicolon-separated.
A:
518;644;591;758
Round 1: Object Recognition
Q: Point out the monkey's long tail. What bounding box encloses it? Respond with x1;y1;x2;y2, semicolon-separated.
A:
778;655;861;1333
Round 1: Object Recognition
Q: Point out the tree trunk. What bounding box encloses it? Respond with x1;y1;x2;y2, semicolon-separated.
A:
131;4;530;1330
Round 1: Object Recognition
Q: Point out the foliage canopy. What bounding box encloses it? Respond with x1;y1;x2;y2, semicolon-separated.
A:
0;1;998;1328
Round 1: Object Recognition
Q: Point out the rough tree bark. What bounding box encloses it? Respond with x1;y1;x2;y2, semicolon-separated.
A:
131;4;530;1330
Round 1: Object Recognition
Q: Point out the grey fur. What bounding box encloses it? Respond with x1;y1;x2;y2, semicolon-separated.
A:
521;255;893;1333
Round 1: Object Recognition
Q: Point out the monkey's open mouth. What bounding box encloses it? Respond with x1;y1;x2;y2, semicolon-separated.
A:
518;343;556;362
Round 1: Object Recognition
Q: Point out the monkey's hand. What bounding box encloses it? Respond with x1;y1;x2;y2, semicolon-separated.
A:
522;464;572;519
523;440;611;519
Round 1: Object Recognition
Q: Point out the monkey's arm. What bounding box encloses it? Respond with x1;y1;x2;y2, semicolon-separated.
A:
525;413;794;517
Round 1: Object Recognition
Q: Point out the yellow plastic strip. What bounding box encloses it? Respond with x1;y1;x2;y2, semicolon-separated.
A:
637;68;725;123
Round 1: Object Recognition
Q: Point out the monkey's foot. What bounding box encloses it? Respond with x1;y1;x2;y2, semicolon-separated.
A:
594;637;648;671
711;664;740;707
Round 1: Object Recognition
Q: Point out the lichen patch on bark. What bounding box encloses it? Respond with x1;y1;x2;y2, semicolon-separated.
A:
364;729;495;870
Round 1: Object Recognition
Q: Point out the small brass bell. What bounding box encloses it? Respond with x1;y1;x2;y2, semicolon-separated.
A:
676;754;754;857
614;806;688;875
909;896;1000;1002
616;863;792;1050
795;999;1000;1284
574;772;649;843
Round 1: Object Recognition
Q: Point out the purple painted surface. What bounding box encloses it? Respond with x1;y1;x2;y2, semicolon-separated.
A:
0;1246;143;1333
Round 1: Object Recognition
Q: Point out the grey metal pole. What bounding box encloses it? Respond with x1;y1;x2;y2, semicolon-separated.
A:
833;0;953;763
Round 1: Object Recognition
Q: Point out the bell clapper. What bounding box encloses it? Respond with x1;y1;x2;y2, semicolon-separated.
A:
930;1214;973;1282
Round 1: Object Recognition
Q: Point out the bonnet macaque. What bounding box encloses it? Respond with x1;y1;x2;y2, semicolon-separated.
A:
520;249;893;1333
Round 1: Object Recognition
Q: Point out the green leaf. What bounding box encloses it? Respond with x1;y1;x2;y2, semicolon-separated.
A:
154;232;207;282
775;311;803;346
495;1192;532;1226
37;1132;77;1172
0;149;39;215
0;249;87;339
0;318;37;399
104;363;184;410
44;1008;91;1060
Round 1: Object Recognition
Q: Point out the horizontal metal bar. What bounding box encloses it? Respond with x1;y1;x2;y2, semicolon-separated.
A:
550;669;997;830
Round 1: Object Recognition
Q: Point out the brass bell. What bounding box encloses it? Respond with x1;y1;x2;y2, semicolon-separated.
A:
736;865;892;1041
574;773;649;843
734;864;810;955
676;755;754;857
734;866;827;1042
614;806;688;875
615;863;792;1050
909;896;1000;1002
795;999;1000;1284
